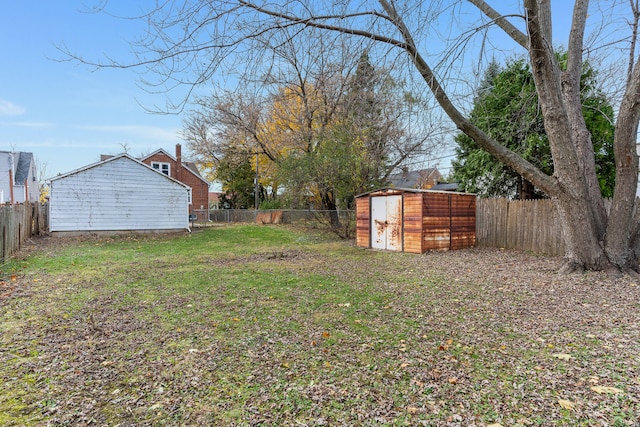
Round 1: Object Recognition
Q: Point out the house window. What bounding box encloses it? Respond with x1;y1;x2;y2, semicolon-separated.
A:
188;189;192;205
151;162;170;176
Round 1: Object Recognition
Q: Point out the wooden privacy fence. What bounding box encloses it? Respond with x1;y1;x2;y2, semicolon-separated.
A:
0;202;48;263
476;198;565;256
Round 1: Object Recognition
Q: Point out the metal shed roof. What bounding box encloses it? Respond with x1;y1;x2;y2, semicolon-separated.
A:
356;187;474;199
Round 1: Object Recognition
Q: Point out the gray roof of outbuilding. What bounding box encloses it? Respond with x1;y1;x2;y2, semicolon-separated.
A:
430;182;460;191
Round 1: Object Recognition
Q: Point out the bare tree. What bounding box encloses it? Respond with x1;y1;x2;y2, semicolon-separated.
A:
182;30;439;218
67;1;640;274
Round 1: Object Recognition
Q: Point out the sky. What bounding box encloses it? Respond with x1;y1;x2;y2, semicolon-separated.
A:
0;1;618;184
0;2;188;181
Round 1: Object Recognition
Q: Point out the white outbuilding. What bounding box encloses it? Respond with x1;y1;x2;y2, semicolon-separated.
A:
49;154;190;234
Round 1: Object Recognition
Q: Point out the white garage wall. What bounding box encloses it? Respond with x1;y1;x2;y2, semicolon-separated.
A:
50;155;190;232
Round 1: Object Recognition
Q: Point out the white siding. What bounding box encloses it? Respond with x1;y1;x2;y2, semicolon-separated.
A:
13;185;26;204
50;156;189;232
26;161;40;203
0;153;12;204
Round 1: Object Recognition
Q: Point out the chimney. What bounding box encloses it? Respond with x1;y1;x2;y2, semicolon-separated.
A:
176;143;182;181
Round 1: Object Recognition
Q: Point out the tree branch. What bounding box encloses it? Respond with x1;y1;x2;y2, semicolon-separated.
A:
628;0;640;84
467;0;529;49
565;0;588;80
379;0;557;196
238;0;408;49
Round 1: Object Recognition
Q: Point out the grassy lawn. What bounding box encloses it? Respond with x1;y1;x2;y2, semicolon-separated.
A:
0;224;638;426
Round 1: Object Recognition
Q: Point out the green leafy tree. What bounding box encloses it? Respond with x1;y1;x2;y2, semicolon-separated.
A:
452;56;615;199
217;156;257;209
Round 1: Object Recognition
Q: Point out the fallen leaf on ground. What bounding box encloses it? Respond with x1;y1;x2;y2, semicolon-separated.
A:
590;386;623;394
552;353;572;360
411;378;425;387
558;399;575;410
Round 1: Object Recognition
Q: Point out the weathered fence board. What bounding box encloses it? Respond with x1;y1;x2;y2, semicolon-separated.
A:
0;202;48;262
476;198;564;256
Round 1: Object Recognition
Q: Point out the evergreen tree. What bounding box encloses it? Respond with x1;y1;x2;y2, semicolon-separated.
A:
217;156;257;209
452;56;615;199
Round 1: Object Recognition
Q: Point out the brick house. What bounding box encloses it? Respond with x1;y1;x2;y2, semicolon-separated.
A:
139;144;210;221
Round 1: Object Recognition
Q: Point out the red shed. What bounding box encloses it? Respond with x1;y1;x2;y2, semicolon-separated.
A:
355;188;476;253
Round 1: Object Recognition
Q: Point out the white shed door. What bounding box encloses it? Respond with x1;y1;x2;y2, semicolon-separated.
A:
371;195;402;251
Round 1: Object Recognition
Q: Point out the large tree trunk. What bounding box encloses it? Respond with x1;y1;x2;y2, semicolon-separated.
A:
561;0;608;238
554;193;609;272
524;0;609;271
525;0;640;274
604;58;640;271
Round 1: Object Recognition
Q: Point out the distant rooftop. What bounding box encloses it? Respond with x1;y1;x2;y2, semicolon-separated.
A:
388;168;441;189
